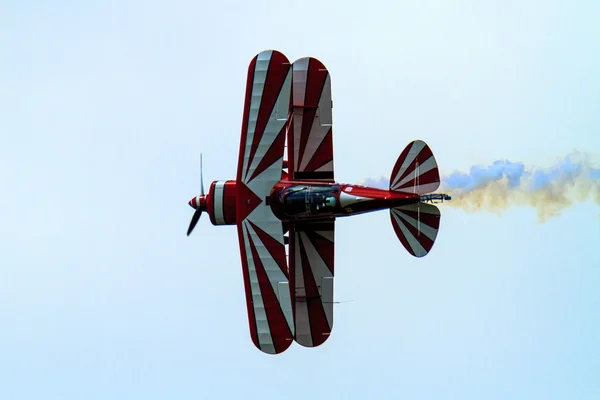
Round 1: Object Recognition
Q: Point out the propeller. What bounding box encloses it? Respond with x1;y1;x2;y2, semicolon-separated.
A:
200;153;204;196
187;154;205;236
187;207;202;236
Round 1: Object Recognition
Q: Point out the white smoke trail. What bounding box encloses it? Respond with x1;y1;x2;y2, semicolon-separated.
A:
363;151;600;222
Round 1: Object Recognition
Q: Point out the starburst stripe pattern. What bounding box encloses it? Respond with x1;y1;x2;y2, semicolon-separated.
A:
289;221;334;348
236;50;294;354
390;140;440;194
288;57;334;181
390;203;441;258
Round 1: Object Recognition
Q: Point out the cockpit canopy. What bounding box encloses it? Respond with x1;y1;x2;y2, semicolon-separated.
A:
277;184;340;218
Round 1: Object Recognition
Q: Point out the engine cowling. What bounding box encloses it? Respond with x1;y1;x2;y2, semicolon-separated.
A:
207;180;237;225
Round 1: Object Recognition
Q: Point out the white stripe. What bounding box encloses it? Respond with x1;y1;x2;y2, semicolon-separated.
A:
392;155;438;190
277;282;294;335
391;140;426;189
292;57;309;106
294;234;307;298
391;210;427;257
339;191;375;208
318;74;332;126
321;276;334;330
314;160;333;173
213;181;226;225
242;221;275;353
294;234;313;347
415;182;440;195
291;58;309;171
243;50;272;180
299;110;330;172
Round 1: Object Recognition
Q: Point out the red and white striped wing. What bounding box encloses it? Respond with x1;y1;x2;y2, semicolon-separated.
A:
390;203;441;258
236;50;294;354
287;57;334;182
289;221;334;347
390;140;440;194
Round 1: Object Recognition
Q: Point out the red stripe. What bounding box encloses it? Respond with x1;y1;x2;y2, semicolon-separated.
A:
237;56;257;183
207;181;216;225
302;127;333;175
390;212;416;256
286;115;296;182
246;51;290;181
247;225;293;353
390;142;414;189
304;58;328;107
289;227;297;319
298;235;331;346
223;181;237;224
236;223;259;349
248;220;288;277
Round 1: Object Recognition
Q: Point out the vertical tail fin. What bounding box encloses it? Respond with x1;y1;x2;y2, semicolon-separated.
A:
390;140;440;194
390;203;441;258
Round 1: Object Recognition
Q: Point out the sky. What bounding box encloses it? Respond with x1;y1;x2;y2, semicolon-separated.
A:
1;1;599;399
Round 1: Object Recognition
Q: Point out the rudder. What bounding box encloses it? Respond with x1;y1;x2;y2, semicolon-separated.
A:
390;140;440;194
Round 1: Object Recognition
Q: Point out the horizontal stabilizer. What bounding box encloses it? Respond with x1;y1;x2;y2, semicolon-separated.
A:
390;202;441;258
390;140;440;194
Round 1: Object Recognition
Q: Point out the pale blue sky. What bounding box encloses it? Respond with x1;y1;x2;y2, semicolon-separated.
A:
1;1;599;399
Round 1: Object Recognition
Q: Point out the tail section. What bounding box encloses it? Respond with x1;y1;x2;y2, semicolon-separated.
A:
390;203;441;257
390;140;440;194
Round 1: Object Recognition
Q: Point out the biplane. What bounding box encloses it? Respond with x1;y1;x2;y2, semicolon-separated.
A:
187;50;451;354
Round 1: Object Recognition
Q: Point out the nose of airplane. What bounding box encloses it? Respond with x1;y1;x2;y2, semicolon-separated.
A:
188;195;206;210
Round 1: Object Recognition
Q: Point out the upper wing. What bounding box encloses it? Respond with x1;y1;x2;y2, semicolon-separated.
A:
287;57;334;182
289;220;334;347
236;50;294;354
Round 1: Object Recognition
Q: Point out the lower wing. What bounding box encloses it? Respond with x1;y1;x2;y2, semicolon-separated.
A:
236;49;295;354
289;220;335;347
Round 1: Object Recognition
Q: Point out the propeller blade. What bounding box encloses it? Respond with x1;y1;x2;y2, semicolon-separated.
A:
187;208;202;236
200;153;205;196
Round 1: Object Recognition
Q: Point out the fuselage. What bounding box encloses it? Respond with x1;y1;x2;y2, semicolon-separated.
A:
188;179;421;226
268;181;420;222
